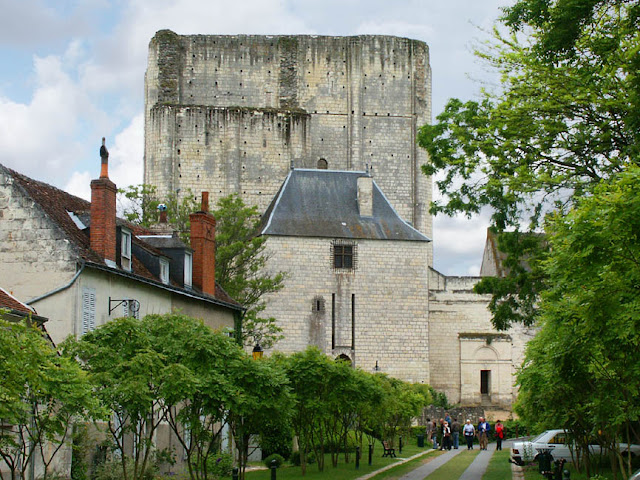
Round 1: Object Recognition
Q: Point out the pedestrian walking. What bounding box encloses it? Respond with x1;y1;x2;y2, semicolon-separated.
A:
463;419;475;450
477;417;491;450
495;419;504;451
443;421;452;450
452;418;460;449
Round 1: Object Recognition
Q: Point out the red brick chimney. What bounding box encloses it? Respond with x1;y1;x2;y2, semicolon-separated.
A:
90;137;117;264
189;192;216;296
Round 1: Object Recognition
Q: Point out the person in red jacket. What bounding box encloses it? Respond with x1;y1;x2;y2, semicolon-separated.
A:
495;420;505;451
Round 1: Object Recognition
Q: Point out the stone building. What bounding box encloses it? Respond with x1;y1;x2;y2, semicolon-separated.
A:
0;153;245;478
258;168;431;382
143;30;533;410
144;30;433;263
0;157;242;346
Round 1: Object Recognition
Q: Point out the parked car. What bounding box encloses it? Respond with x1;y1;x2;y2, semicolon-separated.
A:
511;429;640;466
630;468;640;480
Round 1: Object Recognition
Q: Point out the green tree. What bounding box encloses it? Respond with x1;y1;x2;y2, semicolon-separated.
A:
0;315;100;480
225;355;292;480
118;185;198;242
117;187;286;347
418;0;640;329
212;194;286;348
516;166;640;478
64;317;168;480
145;312;247;480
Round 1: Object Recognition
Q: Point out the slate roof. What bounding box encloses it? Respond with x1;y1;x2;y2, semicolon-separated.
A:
260;169;431;242
1;163;241;310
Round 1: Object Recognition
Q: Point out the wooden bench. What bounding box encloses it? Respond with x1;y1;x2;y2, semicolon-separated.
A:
382;440;396;458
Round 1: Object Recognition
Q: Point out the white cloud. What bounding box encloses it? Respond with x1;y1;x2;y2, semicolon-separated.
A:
109;113;144;190
64;171;92;201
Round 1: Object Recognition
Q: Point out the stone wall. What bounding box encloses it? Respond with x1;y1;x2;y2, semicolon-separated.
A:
0;168;79;301
262;236;431;383
144;32;433;255
427;269;535;409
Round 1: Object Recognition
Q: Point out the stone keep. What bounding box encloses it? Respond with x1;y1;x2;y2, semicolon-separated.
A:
144;30;433;262
143;30;531;410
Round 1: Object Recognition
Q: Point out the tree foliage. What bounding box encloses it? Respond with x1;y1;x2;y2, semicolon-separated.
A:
276;348;432;475
515;167;640;478
418;0;640;329
212;194;286;348
117;187;286;347
0;316;100;480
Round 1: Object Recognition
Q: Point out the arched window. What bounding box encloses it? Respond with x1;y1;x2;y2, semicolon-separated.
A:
317;158;328;169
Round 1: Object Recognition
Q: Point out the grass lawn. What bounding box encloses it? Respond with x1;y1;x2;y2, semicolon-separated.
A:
244;441;435;480
482;449;512;480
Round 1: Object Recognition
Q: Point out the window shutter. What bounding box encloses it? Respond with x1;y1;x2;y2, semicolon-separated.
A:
82;288;96;335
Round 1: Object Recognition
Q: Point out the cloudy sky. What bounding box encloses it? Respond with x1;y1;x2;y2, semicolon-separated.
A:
0;0;512;275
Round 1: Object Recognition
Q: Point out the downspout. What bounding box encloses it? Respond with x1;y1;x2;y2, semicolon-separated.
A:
27;261;86;305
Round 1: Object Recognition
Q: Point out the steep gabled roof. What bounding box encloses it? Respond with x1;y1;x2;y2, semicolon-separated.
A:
260;169;431;242
0;287;48;324
1;164;242;310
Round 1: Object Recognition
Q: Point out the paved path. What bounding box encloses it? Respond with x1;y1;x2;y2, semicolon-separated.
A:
358;440;517;480
396;448;464;480
459;448;494;480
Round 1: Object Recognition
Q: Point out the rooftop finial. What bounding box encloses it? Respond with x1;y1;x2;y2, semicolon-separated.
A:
99;137;109;178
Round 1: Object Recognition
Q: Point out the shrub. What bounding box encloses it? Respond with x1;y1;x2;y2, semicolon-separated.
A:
290;451;316;466
260;419;293;460
263;453;285;468
206;452;234;478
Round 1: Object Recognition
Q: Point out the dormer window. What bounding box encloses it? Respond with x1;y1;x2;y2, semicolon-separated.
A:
121;229;132;271
184;251;193;288
159;258;170;285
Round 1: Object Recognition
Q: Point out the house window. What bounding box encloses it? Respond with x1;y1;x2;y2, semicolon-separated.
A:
159;258;170;285
184;252;193;288
333;241;356;270
81;287;96;335
121;229;132;271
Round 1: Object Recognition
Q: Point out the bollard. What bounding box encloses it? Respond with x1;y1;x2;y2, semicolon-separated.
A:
563;470;570;480
399;436;403;454
232;467;239;480
368;444;373;466
356;446;360;469
271;459;277;480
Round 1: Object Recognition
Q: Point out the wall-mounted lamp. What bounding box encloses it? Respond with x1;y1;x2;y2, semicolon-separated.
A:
374;360;380;372
109;297;140;316
252;342;264;360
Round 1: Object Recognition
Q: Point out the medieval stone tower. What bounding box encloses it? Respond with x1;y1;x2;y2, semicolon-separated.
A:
143;30;531;410
144;30;433;263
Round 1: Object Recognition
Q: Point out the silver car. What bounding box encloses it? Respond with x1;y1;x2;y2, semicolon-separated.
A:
511;429;640;466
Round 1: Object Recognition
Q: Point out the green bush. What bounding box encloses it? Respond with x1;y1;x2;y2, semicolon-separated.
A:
263;453;285;468
289;450;316;466
259;419;293;460
206;451;233;478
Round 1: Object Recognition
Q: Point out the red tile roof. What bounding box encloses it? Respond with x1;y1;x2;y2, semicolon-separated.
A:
0;287;34;315
2;164;241;310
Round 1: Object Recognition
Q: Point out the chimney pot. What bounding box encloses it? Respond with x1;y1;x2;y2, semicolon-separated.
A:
190;193;216;296
91;139;117;263
357;175;374;218
201;191;209;212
